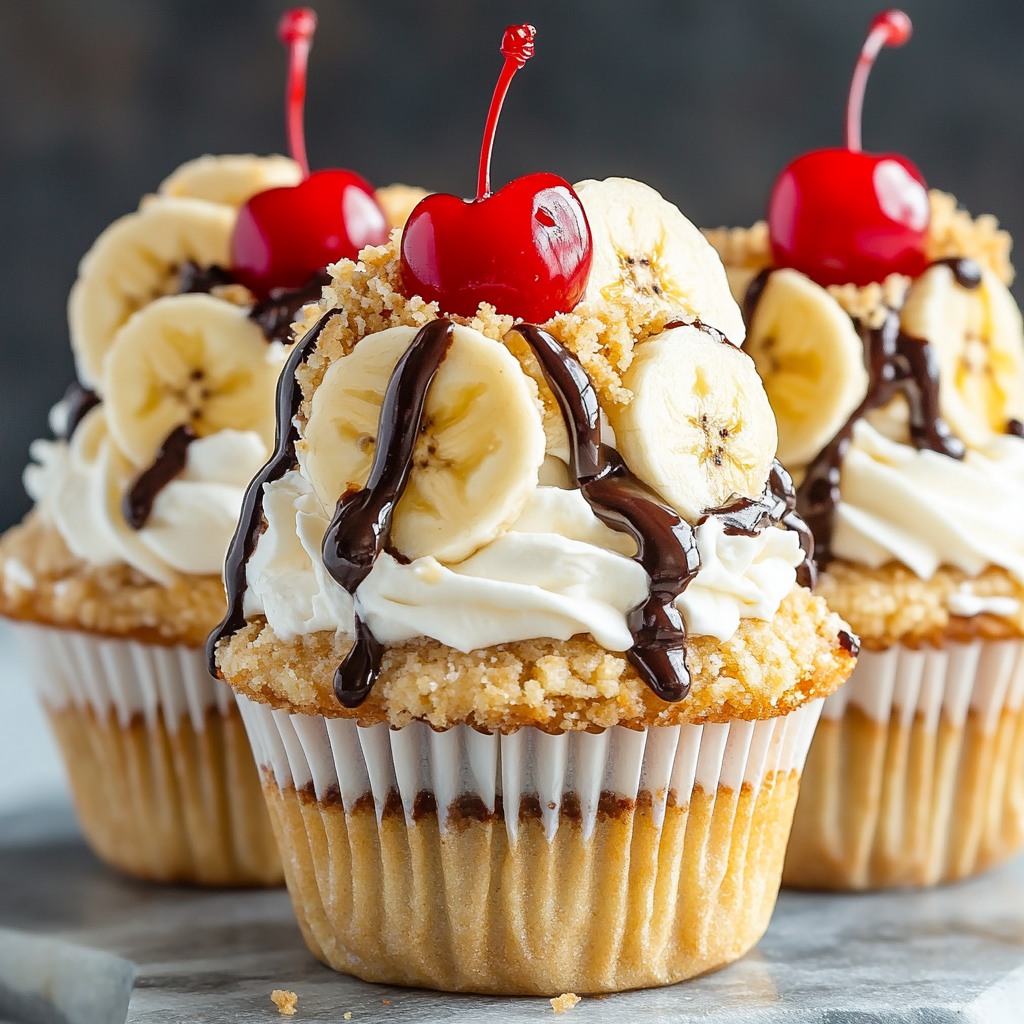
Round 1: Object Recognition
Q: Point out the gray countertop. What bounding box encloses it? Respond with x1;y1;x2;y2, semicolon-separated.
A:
1;802;1023;1023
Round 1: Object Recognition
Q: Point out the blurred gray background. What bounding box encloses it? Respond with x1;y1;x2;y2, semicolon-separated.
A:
1;0;1022;529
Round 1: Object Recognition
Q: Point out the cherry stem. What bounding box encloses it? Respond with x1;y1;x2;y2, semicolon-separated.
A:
845;8;912;153
278;8;318;180
476;24;536;201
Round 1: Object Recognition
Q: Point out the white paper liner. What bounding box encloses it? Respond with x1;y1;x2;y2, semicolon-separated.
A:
821;638;1024;732
236;694;824;844
10;620;234;733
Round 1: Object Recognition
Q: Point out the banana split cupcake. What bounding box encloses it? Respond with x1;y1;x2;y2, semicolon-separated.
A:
211;23;855;994
705;9;1024;889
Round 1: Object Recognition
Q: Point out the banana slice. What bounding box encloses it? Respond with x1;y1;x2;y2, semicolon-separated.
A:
374;184;430;229
302;323;546;563
102;293;281;467
158;154;302;207
743;269;869;468
573;177;746;345
69;196;236;390
901;262;1024;448
605;324;777;523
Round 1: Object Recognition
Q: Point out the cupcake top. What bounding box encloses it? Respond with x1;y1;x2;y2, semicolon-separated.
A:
706;194;1024;648
0;155;417;646
213;177;855;730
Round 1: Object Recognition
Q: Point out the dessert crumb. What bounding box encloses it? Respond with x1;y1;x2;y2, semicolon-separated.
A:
270;990;297;1016
344;1014;352;1020
550;992;581;1013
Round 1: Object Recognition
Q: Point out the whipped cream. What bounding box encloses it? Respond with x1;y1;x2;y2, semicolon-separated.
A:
832;419;1024;582
244;467;803;652
26;406;268;585
677;516;804;642
946;584;1021;619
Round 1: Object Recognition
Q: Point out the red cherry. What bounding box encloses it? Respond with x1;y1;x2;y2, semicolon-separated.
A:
767;9;929;287
399;24;592;322
230;8;388;298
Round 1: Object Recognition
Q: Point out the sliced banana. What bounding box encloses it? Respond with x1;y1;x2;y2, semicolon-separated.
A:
573;177;746;345
605;324;777;523
901;262;1024;448
158;154;302;207
743;269;869;468
69;196;236;390
102;293;281;467
302;323;546;563
374;184;430;230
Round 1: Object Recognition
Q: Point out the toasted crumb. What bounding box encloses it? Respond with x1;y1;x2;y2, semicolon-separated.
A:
271;990;297;1016
828;274;910;329
0;512;225;647
344;1013;351;1020
551;992;581;1012
818;560;1024;650
702;221;771;271
217;585;854;729
926;190;1014;286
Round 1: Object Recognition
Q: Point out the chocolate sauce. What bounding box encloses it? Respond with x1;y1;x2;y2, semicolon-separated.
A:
934;256;982;290
249;270;332;343
58;382;100;439
321;319;455;708
206;308;341;675
121;424;196;529
838;629;860;655
177;260;236;295
1008;418;1024;438
743;266;967;567
512;324;700;702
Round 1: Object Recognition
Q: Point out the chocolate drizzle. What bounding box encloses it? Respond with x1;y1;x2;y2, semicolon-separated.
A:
177;260;235;295
512;324;701;702
934;256;982;290
122;424;196;529
322;319;456;708
206;308;342;675
58;381;101;439
249;270;333;343
743;265;967;567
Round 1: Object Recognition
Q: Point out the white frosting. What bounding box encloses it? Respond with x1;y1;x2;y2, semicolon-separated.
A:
833;420;1024;583
245;467;804;652
946;584;1021;619
25;407;268;585
676;517;804;642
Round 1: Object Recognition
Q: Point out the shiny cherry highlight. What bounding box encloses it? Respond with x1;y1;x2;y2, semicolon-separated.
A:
230;8;388;298
767;9;929;287
400;24;592;322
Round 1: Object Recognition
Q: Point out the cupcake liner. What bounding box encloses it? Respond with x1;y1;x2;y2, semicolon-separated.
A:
784;637;1024;890
236;692;823;994
10;620;282;886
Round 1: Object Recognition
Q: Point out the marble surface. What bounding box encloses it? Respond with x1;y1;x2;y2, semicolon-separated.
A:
0;803;1022;1023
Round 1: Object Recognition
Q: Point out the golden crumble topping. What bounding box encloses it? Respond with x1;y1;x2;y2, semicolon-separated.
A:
827;274;911;330
0;513;224;648
216;585;854;730
818;559;1024;650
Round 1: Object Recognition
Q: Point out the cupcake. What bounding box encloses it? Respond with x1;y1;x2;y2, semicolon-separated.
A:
0;11;418;884
704;10;1024;889
211;23;855;994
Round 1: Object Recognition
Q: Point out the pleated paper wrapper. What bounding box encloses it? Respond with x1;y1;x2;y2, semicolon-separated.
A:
785;637;1024;889
11;620;281;886
237;692;823;994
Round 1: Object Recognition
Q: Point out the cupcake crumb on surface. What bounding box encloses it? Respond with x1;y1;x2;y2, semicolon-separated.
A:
216;586;853;729
270;990;297;1016
550;992;581;1012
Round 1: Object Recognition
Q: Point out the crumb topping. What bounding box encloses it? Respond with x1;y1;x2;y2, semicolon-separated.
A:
827;274;911;330
818;560;1024;649
702;221;771;271
270;990;297;1016
216;585;854;729
0;513;224;647
551;992;581;1012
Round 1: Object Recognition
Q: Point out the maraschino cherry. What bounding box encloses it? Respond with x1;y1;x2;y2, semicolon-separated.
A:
400;24;592;323
230;8;388;298
768;9;930;288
